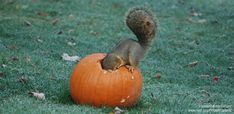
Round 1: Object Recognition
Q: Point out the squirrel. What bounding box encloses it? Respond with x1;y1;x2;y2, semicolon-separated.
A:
101;7;157;72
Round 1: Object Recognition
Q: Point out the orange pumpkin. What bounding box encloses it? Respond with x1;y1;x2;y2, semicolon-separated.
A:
70;53;143;107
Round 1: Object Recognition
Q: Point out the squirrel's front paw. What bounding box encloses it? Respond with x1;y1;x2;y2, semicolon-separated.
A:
125;65;134;73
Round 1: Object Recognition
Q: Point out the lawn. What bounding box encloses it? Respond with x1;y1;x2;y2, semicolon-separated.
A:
0;0;234;113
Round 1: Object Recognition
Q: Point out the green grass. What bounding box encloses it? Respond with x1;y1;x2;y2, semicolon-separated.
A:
0;0;234;113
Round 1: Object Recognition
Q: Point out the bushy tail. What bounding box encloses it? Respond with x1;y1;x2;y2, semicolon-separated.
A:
126;7;157;49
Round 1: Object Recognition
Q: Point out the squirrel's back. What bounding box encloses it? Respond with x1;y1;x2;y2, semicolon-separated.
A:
101;7;157;71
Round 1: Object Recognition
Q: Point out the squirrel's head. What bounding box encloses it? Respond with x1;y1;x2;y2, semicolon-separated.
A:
126;7;157;44
101;54;123;70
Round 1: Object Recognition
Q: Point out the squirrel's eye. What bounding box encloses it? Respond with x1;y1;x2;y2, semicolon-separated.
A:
146;21;151;26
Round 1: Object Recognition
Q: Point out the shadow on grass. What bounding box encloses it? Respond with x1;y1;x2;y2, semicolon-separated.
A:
55;87;147;109
56;88;75;105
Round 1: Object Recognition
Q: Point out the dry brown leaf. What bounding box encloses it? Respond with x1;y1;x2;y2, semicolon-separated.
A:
155;73;161;80
37;12;48;17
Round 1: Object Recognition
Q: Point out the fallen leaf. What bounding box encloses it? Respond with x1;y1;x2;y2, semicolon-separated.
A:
67;42;76;46
37;12;48;17
113;107;124;114
51;19;58;25
197;19;207;23
187;17;207;24
29;92;45;100
213;76;219;82
201;90;210;97
199;74;210;78
155;73;161;80
192;11;199;17
89;30;99;36
185;61;198;67
19;76;28;83
68;14;75;20
7;44;17;50
37;39;43;43
2;64;7;68
62;53;80;62
24;56;31;62
191;8;202;17
68;29;74;34
24;20;32;26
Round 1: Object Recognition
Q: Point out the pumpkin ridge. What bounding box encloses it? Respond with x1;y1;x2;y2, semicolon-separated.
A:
120;70;125;106
78;68;88;103
106;70;115;105
93;67;103;106
84;69;95;105
87;63;100;105
72;64;84;103
103;70;110;106
121;70;128;105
